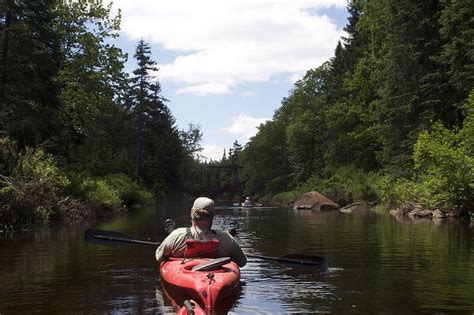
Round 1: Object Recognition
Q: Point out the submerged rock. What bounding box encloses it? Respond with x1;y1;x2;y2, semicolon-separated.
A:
339;202;371;213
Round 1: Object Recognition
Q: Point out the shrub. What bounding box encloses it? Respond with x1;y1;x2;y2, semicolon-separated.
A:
271;191;299;206
387;91;474;211
102;173;153;206
0;147;82;227
12;148;70;189
297;166;376;205
78;178;122;212
366;172;398;206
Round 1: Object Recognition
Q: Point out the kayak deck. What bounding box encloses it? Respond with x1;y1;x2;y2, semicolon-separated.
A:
160;257;240;314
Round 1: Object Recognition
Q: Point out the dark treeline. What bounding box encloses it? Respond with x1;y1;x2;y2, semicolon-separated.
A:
0;1;203;228
213;0;473;212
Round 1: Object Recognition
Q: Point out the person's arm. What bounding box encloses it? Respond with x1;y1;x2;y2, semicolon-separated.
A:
231;244;247;267
155;237;172;264
155;229;185;264
226;233;247;267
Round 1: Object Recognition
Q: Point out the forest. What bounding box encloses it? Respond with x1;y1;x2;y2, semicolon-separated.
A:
1;0;473;228
209;0;474;214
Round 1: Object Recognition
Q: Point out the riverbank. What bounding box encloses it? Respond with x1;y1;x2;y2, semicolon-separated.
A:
0;147;153;231
389;203;471;220
263;186;472;222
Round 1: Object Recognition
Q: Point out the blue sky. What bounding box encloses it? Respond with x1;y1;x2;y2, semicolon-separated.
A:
110;0;349;161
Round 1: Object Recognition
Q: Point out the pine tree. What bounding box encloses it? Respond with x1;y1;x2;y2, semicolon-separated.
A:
130;40;183;190
0;0;61;147
438;0;474;121
381;0;444;174
131;40;157;180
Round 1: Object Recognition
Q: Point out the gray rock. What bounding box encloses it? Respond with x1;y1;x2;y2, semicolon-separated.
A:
432;209;446;219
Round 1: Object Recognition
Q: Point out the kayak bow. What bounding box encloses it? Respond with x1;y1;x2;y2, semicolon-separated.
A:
160;257;240;314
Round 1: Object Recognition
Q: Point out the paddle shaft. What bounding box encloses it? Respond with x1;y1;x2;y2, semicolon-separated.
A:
246;253;323;266
92;235;160;246
86;229;326;267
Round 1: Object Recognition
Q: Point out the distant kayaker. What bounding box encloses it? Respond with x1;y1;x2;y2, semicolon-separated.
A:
242;196;253;207
155;197;247;267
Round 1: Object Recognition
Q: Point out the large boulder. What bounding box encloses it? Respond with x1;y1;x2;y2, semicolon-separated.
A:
293;191;339;211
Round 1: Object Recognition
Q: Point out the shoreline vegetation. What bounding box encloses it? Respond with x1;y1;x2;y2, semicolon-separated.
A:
0;142;154;232
1;1;473;229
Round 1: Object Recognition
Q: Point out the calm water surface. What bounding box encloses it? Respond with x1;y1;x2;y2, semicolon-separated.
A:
1;201;473;314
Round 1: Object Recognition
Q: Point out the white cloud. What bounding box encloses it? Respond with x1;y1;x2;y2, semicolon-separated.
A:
200;144;226;161
222;114;270;140
177;83;231;96
111;0;346;95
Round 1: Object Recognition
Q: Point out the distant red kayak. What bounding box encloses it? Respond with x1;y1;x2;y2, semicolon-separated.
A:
160;257;240;314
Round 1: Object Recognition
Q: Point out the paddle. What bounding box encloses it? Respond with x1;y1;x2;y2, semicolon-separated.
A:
84;229;160;247
225;228;327;268
246;253;327;267
84;226;327;269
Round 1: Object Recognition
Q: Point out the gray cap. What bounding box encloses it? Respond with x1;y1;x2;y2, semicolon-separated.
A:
191;197;215;220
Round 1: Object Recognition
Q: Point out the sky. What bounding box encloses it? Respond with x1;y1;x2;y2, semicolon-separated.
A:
109;0;349;161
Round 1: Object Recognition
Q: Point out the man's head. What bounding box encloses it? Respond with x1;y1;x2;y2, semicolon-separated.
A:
190;197;215;222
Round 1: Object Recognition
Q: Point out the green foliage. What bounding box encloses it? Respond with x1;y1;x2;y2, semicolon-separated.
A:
12;148;70;189
2;0;473;216
0;147;81;227
128;40;184;190
270;191;300;207
55;0;132;177
238;0;473;213
1;1;62;147
365;173;398;207
0;137;18;175
180;123;203;155
376;92;474;211
241;120;290;197
410;92;474;209
438;0;474;111
102;173;153;206
77;177;122;211
298;166;375;204
1;0;196;225
380;0;447;172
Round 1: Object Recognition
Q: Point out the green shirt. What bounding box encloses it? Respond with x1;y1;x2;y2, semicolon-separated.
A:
155;226;247;267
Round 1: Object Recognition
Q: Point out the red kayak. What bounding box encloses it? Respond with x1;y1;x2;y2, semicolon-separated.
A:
160;257;240;314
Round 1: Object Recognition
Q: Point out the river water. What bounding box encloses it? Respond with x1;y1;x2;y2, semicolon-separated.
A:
1;201;473;314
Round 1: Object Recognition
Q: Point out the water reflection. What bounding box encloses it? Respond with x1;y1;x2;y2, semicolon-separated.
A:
0;204;473;313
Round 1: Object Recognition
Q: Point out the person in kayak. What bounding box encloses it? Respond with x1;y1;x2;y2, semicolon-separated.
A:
242;196;253;207
155;197;247;267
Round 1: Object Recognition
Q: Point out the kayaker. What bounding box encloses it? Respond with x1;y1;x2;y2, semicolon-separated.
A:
242;196;253;207
155;197;247;267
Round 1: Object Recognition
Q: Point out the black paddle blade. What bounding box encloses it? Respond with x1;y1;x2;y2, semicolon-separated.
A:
247;253;328;271
280;254;328;271
280;254;327;264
